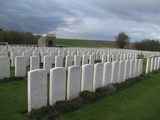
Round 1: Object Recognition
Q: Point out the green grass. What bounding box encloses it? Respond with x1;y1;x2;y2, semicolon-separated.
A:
0;57;159;120
0;72;160;120
56;38;106;47
58;73;160;120
0;80;27;120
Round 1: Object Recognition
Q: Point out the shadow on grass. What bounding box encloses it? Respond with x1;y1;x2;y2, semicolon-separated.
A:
0;77;26;83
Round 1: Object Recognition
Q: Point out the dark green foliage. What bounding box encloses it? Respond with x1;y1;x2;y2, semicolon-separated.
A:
95;60;101;63
28;106;57;120
113;76;147;90
115;32;130;48
71;97;85;108
95;88;108;99
54;101;77;113
79;90;96;103
0;77;25;83
135;39;160;51
0;30;40;44
137;54;144;59
59;73;160;120
104;84;118;94
140;73;150;79
95;85;118;99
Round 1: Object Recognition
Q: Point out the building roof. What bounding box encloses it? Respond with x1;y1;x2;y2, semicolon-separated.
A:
42;33;56;37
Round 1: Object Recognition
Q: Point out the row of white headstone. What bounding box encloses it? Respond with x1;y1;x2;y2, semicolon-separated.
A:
146;57;160;74
0;52;138;79
9;51;138;67
1;45;159;58
28;59;143;112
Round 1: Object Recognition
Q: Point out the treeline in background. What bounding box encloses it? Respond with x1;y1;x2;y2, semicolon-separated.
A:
0;29;160;52
0;29;41;44
135;39;160;52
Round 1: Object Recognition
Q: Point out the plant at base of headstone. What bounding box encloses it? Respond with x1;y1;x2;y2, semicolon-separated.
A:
79;90;96;103
105;84;118;94
54;100;77;113
28;106;57;120
95;88;108;100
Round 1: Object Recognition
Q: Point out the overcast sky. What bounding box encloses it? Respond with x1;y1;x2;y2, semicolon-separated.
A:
0;0;160;41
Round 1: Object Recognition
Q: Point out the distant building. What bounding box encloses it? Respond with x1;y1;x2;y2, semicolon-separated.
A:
38;34;56;47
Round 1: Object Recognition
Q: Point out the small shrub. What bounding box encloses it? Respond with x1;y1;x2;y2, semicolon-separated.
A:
72;97;85;108
95;88;107;99
28;106;57;120
79;90;96;103
54;100;77;113
96;87;105;93
104;84;118;94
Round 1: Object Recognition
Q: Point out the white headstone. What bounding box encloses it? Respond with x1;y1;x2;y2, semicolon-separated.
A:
15;56;26;77
0;52;8;57
146;58;151;74
43;56;52;73
96;52;100;60
50;52;56;64
124;60;130;80
157;57;160;70
65;55;74;68
41;52;48;63
154;57;158;70
134;59;139;77
55;56;63;67
82;55;89;65
123;54;127;60
58;50;63;56
93;63;104;91
138;59;143;75
150;57;154;72
129;60;135;78
112;54;116;62
81;64;94;91
0;57;10;79
28;69;47;112
118;61;125;83
32;52;39;57
30;56;40;70
22;52;31;66
49;67;66;105
89;54;95;64
120;54;123;61
74;55;81;66
111;61;119;83
102;54;107;63
107;54;112;62
67;66;81;100
116;54;120;61
103;62;112;86
11;52;21;67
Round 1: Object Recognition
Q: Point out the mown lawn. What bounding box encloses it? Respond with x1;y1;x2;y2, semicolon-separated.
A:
56;39;106;47
0;80;27;120
0;72;160;120
58;73;160;120
0;56;158;120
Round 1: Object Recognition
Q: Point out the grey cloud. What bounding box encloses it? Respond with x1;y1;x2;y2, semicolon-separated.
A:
0;0;160;41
